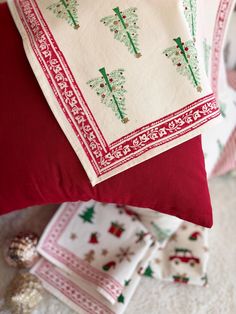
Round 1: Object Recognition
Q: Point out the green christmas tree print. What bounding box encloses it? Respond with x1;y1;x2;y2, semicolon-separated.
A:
183;0;197;39
203;39;211;76
117;294;125;304
217;139;224;155
163;37;202;92
124;279;131;286
79;206;95;223
151;222;171;244
201;274;208;286
87;67;129;123
101;7;142;58
143;265;154;278
47;0;80;29
219;101;226;118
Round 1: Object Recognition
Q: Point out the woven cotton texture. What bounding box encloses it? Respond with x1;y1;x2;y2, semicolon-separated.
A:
7;0;234;185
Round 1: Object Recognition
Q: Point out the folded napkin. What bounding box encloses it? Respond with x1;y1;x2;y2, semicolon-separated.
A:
129;207;183;276
33;201;209;313
129;206;209;286
128;206;183;247
144;222;209;286
31;258;142;314
36;201;154;304
7;0;231;185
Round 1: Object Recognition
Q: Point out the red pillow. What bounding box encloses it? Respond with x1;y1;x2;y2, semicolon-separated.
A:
0;3;212;227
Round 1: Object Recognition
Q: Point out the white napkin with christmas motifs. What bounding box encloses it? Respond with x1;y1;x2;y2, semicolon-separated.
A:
143;222;209;286
7;0;232;185
31;201;180;313
32;201;209;313
32;236;159;314
35;201;154;305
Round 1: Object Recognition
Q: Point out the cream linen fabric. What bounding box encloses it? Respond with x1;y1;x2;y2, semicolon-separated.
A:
7;0;234;185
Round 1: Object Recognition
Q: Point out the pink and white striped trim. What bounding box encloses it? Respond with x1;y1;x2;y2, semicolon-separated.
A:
38;202;123;302
32;259;115;314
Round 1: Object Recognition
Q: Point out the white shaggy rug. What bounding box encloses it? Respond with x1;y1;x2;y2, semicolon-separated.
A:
0;175;236;314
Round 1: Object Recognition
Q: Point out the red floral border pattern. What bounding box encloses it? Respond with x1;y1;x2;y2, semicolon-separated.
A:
33;260;114;314
39;202;123;302
15;0;223;177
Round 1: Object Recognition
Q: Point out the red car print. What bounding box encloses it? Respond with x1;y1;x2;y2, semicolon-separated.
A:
169;248;200;267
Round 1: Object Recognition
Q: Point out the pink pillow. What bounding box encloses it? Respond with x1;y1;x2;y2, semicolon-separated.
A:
0;3;213;227
227;69;236;91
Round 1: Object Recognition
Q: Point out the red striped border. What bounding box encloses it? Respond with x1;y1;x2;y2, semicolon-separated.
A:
39;202;123;302
14;0;222;177
33;260;114;314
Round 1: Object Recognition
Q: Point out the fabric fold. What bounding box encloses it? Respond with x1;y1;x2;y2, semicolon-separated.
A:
143;222;209;286
31;258;143;314
33;201;209;313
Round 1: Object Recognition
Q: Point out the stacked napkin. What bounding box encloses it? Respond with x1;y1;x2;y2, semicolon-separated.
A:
31;201;209;313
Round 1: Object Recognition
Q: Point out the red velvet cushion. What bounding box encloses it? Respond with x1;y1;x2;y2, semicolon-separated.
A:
0;3;213;227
